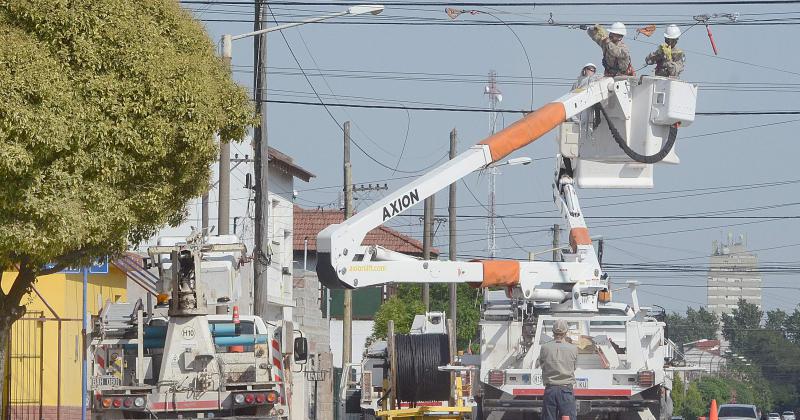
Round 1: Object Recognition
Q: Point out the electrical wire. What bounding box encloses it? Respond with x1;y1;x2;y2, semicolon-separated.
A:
265;4;448;174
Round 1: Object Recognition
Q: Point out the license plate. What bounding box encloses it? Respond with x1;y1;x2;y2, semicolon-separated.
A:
92;375;121;387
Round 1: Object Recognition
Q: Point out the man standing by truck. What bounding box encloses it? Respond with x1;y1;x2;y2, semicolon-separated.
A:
536;320;578;420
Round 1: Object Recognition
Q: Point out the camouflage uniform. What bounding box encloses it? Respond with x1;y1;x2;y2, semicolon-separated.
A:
646;43;685;78
587;24;633;77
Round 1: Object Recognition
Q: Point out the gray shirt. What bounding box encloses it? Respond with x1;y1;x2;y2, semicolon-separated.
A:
536;339;578;386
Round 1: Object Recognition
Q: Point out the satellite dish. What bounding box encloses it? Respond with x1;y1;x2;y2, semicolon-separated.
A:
497;94;503;103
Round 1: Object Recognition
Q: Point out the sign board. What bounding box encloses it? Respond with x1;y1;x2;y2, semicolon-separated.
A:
89;256;109;274
43;256;109;274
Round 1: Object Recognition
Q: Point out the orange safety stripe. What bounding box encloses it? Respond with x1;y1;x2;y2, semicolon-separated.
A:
477;260;520;287
569;227;591;251
478;102;566;162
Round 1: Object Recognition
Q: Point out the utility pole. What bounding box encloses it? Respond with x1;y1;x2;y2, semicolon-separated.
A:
201;194;209;232
253;0;271;318
218;53;232;236
422;194;434;311
486;71;501;259
218;143;231;235
448;128;458;324
597;237;604;267
552;224;561;262
343;121;354;367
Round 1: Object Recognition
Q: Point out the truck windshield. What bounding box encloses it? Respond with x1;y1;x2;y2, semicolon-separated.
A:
718;407;757;418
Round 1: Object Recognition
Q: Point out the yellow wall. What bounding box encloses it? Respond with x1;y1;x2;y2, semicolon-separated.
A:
2;265;128;407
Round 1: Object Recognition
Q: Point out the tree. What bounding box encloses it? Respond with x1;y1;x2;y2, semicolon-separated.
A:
0;0;253;405
672;375;685;415
372;287;426;338
668;307;719;349
683;382;707;420
766;309;788;337
722;298;763;353
372;283;481;351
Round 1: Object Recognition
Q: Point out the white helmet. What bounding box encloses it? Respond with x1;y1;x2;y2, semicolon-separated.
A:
583;63;597;70
664;24;681;39
609;22;627;36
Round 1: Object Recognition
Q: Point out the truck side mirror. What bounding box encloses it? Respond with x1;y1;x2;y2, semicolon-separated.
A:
294;337;308;363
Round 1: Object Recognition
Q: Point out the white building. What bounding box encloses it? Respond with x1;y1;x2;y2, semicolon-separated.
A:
707;234;761;316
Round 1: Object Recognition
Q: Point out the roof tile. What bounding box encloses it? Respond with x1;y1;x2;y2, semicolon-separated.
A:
293;206;438;256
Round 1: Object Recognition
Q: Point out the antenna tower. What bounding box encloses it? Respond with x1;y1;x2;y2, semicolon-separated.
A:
485;70;502;259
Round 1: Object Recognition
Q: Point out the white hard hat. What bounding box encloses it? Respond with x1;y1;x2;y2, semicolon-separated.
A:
583;63;597;70
664;24;681;39
553;320;569;335
609;22;627;36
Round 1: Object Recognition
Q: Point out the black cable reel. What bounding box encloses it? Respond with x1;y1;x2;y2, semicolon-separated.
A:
394;333;451;404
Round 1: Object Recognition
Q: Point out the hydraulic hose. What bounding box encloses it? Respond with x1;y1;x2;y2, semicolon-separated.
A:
598;104;679;164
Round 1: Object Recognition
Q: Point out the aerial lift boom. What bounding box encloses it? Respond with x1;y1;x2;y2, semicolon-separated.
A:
317;75;697;312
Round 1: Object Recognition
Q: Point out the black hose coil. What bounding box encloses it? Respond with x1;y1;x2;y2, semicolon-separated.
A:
598;103;679;164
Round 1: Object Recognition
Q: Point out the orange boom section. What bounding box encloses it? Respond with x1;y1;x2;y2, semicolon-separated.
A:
478;260;521;287
569;227;592;252
479;102;567;162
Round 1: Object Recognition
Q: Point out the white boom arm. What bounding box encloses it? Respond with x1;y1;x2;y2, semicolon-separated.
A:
316;76;696;311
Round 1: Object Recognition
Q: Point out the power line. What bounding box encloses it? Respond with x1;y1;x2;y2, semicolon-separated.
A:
182;1;800;7
262;99;800;115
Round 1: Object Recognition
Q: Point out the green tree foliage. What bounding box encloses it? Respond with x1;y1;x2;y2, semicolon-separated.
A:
0;0;253;402
683;382;707;420
673;375;686;415
668;307;719;349
372;291;426;338
372;283;481;350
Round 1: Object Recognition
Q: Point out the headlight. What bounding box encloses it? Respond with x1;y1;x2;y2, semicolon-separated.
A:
233;394;245;404
134;397;145;408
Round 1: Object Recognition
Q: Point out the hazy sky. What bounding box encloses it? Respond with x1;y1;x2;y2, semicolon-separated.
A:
164;0;800;314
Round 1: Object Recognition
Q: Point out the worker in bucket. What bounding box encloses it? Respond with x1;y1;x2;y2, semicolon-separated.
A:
572;62;597;89
585;22;634;77
536;319;578;420
645;24;685;78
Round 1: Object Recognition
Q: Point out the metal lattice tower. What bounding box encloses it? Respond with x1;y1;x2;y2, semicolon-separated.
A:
485;71;501;259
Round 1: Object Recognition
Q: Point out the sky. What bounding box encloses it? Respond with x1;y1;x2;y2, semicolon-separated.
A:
161;0;800;315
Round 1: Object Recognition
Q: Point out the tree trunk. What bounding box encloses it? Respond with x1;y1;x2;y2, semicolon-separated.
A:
0;265;35;418
0;318;12;418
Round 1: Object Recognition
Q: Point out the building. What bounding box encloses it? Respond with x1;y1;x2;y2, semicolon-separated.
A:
1;259;135;420
681;339;727;381
292;206;439;370
707;234;762;316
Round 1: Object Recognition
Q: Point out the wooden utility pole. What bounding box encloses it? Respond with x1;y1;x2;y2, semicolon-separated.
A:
448;129;457;324
343;121;354;367
597;237;604;267
253;0;271;318
422;195;434;311
552;224;561;262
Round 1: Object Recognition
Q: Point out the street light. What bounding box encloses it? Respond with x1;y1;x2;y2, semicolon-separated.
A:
218;5;384;319
221;5;384;56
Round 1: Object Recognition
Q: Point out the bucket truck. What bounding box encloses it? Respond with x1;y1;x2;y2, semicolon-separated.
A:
316;75;698;419
88;232;306;419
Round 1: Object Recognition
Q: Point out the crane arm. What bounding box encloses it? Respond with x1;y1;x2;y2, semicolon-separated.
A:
316;78;616;291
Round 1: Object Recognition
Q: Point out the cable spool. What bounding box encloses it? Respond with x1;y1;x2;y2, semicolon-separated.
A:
394;333;450;403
